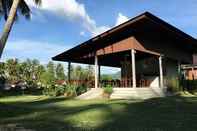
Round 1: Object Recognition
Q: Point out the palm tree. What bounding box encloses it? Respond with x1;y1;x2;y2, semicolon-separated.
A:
0;0;41;58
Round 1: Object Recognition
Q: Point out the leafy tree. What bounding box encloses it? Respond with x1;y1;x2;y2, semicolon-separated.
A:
36;64;45;83
0;62;5;76
41;61;56;86
73;65;82;80
5;58;19;83
70;65;94;81
0;0;41;58
86;65;94;80
101;74;113;81
56;63;65;80
0;62;6;85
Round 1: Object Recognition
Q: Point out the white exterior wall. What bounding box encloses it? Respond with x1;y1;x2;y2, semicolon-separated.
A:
144;76;160;87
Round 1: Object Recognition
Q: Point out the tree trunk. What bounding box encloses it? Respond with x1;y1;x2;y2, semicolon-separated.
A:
0;0;21;59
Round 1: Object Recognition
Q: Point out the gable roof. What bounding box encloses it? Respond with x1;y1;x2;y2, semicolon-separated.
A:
52;12;197;62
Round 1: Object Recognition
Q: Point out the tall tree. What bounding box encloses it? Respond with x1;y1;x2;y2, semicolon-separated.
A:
5;58;19;83
56;63;65;80
86;65;94;80
41;61;56;85
0;0;41;58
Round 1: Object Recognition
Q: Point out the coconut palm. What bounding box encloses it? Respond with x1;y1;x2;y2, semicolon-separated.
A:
0;0;41;58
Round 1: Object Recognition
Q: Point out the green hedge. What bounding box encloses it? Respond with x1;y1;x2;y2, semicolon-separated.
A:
42;83;88;97
181;80;197;92
166;77;197;93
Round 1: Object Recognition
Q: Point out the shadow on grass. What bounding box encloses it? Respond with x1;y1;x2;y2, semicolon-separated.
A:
0;89;43;98
1;95;197;131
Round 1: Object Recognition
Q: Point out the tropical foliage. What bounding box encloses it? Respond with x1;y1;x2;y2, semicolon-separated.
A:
0;58;94;96
0;0;41;58
166;77;180;92
166;76;197;93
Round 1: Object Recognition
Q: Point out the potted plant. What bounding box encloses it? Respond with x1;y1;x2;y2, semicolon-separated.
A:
103;85;113;98
64;84;77;97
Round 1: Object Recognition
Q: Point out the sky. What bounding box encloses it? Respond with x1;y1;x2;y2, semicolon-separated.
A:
1;0;197;73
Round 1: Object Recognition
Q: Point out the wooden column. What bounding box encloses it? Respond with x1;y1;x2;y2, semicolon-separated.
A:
131;49;136;88
98;65;101;87
178;61;181;74
192;67;195;80
159;56;164;87
68;62;71;82
94;55;98;88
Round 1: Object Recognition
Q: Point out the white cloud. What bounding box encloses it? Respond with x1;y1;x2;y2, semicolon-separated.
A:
25;0;129;36
80;31;85;36
115;13;129;26
25;0;110;36
1;40;71;64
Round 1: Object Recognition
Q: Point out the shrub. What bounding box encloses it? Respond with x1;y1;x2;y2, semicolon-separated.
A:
42;83;89;97
55;85;67;96
76;84;88;96
42;84;56;96
181;80;197;93
103;84;113;94
65;84;77;97
166;77;180;93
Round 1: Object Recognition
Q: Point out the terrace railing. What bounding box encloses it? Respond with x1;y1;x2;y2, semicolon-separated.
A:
66;79;152;88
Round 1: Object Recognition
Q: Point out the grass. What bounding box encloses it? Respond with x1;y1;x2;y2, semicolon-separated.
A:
0;92;197;131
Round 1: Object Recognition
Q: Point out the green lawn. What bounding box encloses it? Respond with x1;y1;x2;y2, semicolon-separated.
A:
0;93;197;131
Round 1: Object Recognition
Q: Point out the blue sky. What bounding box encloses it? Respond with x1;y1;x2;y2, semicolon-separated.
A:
1;0;197;73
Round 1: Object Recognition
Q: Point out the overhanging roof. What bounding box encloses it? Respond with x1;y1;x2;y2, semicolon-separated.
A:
52;12;197;63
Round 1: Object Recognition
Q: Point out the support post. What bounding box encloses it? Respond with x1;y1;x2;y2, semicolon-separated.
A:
131;49;136;88
68;62;71;82
98;65;101;87
192;67;194;80
95;54;98;88
159;56;164;87
178;61;181;74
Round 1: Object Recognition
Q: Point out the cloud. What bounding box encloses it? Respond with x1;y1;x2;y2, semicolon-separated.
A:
1;40;71;64
25;0;110;36
115;13;129;26
79;31;85;36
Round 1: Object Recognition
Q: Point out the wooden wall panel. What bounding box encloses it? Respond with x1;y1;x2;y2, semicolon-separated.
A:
96;36;160;56
96;37;133;55
193;54;197;65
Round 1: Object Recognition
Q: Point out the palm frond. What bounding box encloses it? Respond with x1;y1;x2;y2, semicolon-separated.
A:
33;0;41;6
0;0;41;20
18;0;31;19
0;0;3;18
1;0;9;20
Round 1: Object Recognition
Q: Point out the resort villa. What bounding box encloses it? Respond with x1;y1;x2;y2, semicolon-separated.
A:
52;12;197;99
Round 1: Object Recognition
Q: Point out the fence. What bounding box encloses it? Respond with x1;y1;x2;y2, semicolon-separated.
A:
66;79;152;88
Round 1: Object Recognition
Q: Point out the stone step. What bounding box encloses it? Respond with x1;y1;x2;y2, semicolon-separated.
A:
111;96;139;99
77;87;166;100
76;88;103;100
112;91;137;94
113;90;153;94
111;93;155;96
110;87;164;99
113;88;152;91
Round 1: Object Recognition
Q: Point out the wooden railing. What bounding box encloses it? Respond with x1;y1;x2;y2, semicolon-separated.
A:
65;79;152;88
